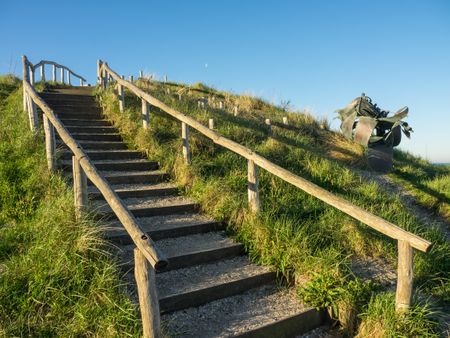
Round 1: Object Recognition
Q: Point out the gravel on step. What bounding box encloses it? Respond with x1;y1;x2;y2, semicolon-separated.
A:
155;256;272;298
163;284;305;338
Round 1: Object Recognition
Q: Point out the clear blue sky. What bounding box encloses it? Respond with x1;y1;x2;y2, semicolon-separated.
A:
2;0;449;162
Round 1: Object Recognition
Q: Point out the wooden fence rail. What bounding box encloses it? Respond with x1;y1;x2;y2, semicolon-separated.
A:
99;60;431;312
22;56;166;338
31;60;87;86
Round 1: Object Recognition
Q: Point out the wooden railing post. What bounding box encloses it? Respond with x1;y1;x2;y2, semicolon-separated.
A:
97;60;102;85
80;79;84;86
395;240;414;312
139;70;143;79
22;56;28;110
118;82;125;112
134;248;161;338
67;70;71;85
60;67;64;84
129;75;133;82
72;156;88;220
142;99;150;129
27;96;38;133
43;115;56;171
283;116;288;125
30;67;35;85
265;119;272;135
247;159;260;213
52;65;56;82
40;64;45;82
182;122;191;164
208;118;214;130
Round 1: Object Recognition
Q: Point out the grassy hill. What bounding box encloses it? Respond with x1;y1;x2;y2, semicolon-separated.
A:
98;78;450;337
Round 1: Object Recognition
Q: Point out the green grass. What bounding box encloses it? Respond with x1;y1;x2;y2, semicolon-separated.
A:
0;77;141;337
98;79;449;336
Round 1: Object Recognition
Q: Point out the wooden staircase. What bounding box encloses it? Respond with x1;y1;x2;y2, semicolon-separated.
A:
39;86;327;337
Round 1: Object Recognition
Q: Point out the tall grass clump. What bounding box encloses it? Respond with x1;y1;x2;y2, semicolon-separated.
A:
98;80;449;336
0;78;141;337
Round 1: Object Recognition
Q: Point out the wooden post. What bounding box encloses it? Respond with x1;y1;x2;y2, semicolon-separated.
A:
164;75;167;83
30;67;35;85
52;65;56;82
22;56;28;110
283;116;288;125
134;248;161;338
219;101;224;109
60;67;64;84
248;159;260;213
80;79;84;86
265;119;272;135
139;70;143;79
178;93;182;101
234;106;238;116
129;75;133;82
27;96;38;133
181;122;191;164
67;70;71;85
43;115;56;171
72;156;88;220
97;60;102;85
208;118;214;129
40;64;45;82
118;83;125;112
142;99;150;129
395;240;414;312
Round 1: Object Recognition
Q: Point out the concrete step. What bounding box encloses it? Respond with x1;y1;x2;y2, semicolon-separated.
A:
60;149;144;161
120;231;245;272
59;118;112;127
155;256;276;313
104;213;221;242
60;159;158;172
163;284;327;337
92;195;198;219
89;182;176;200
64;126;118;134
57;140;127;150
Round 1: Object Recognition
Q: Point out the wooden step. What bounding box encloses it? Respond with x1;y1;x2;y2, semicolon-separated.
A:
57;140;127;150
59;118;111;127
155;256;276;313
64;126;118;134
89;182;176;200
60;159;158;172
105;213;221;242
96;170;168;184
56;112;103;119
92;196;199;219
62;133;122;141
60;149;144;160
162;284;328;337
120;231;245;272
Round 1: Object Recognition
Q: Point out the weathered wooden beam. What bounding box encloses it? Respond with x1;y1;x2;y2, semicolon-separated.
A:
22;56;28;110
43;115;56;171
134;248;161;338
265;119;272;135
52;65;56;82
118;83;125;112
247;159;260;213
182;122;191;164
40;64;45;82
395;240;414;312
142;99;150;129
72;156;88;220
27;95;38;133
30;67;35;85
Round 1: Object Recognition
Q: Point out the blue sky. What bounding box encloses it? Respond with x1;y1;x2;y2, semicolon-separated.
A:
1;0;449;162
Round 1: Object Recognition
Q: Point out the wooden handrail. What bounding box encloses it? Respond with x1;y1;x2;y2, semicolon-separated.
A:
32;60;87;82
100;62;431;253
22;56;167;270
